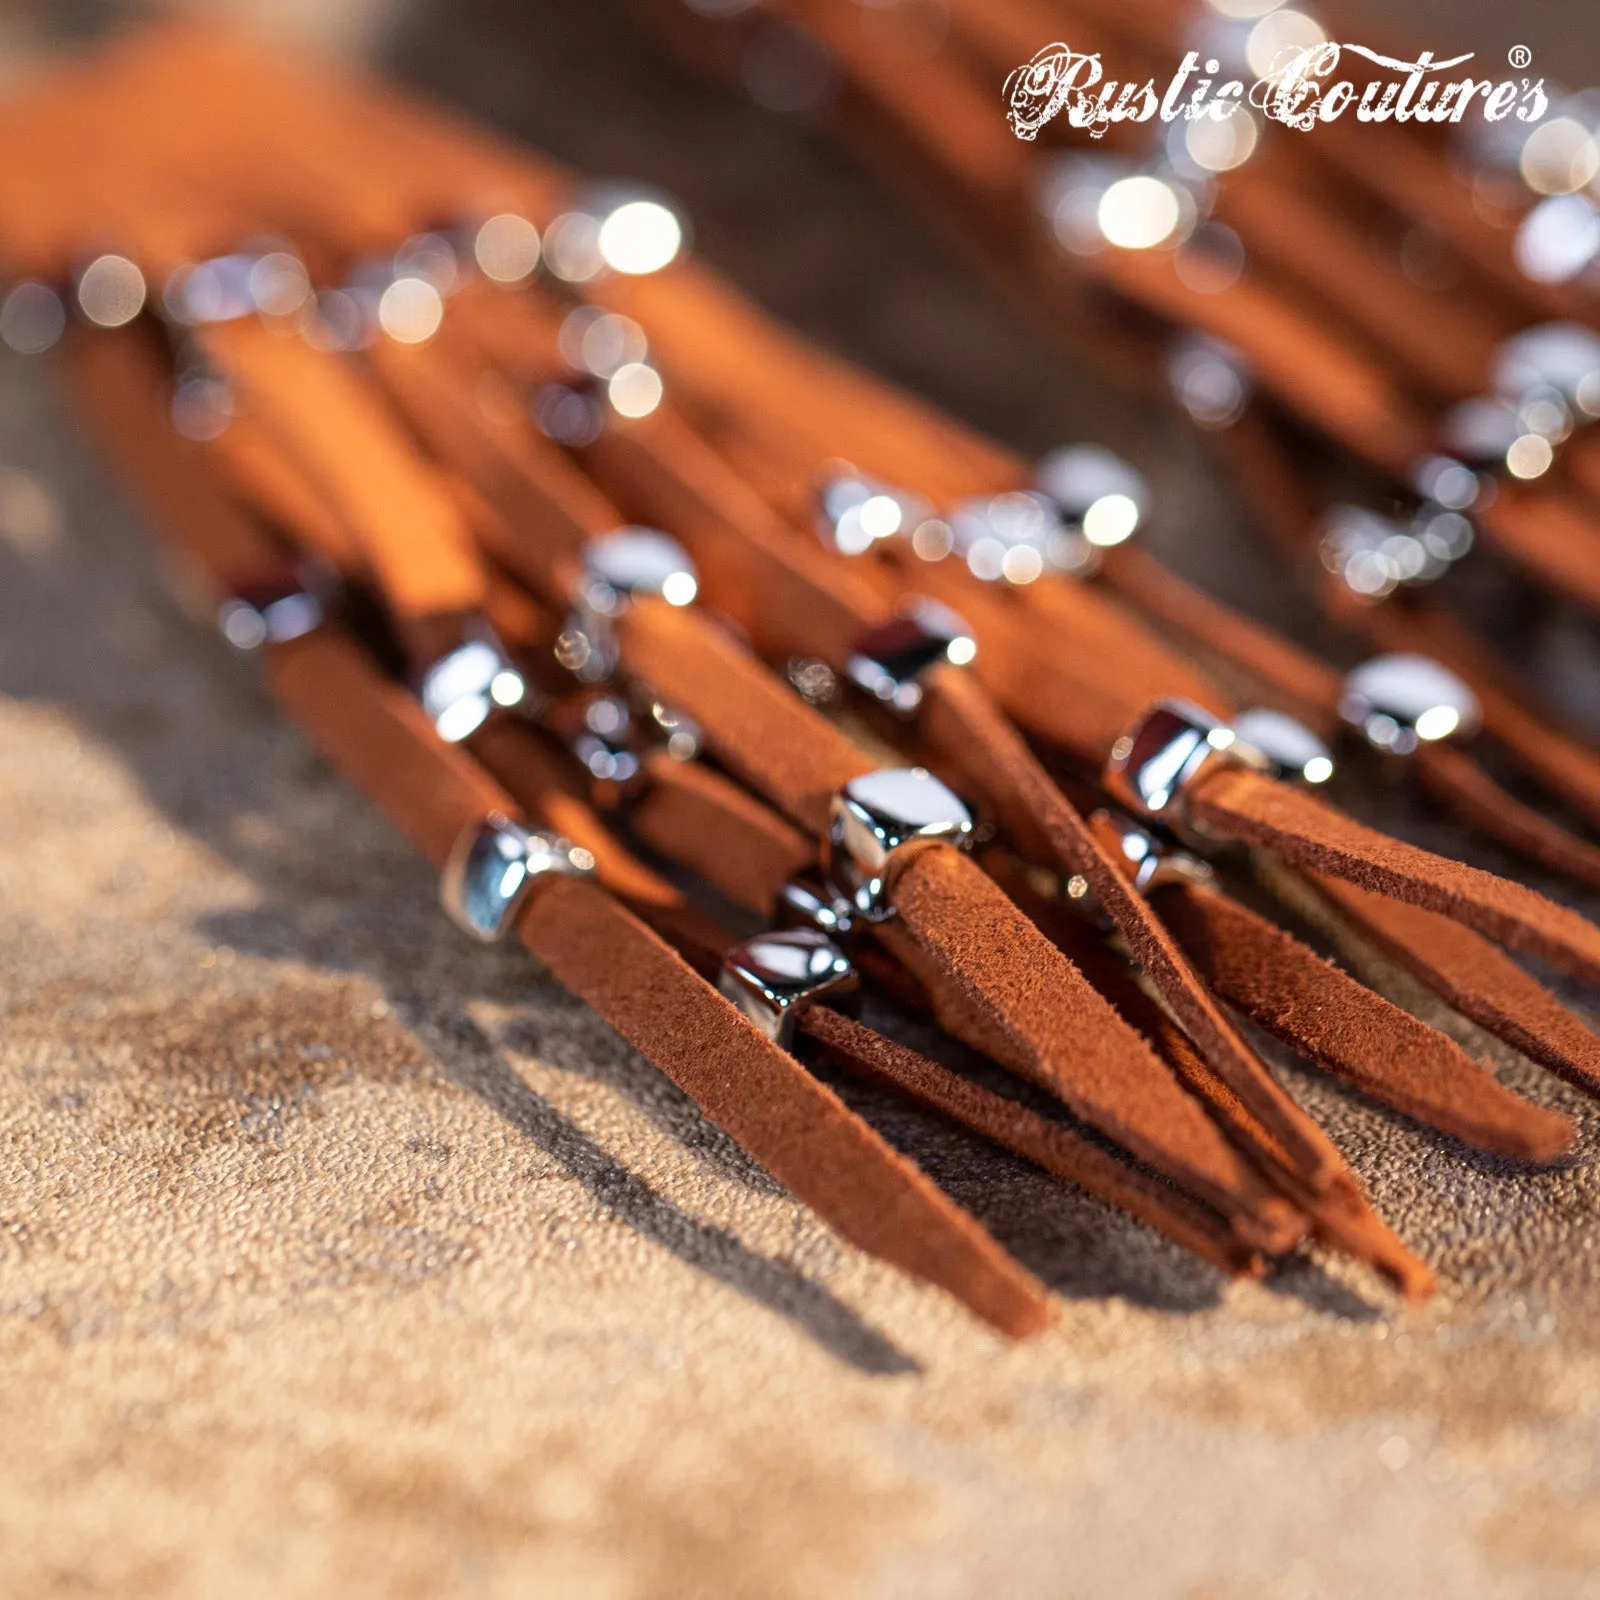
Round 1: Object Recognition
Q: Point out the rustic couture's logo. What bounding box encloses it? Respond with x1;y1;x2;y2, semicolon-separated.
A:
1005;42;1548;141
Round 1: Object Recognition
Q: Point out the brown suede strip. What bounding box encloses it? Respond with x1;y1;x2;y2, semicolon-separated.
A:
1188;765;1600;988
1100;546;1344;724
518;878;1054;1337
467;719;686;912
630;751;816;916
1153;881;1574;1163
583;405;894;667
1477;486;1600;614
199;319;485;622
924;668;1346;1187
614;600;873;836
365;329;610;599
62;326;290;599
993;858;1433;1297
880;841;1303;1250
264;630;512;871
798;1007;1258;1278
1313;875;1600;1100
206;416;371;580
1360;599;1600;834
1417;744;1600;893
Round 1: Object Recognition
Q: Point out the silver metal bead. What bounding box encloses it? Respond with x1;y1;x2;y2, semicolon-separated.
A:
1166;333;1251;429
562;527;699;683
554;692;642;788
718;928;857;1047
827;767;974;922
1338;654;1483;756
1494;322;1600;421
843;598;977;717
1318;503;1471;599
948;489;1089;584
440;815;595;942
217;588;325;652
1228;708;1335;786
1103;697;1264;827
776;876;856;940
1034;443;1149;549
1094;810;1218;894
815;469;934;556
543;185;688;283
578;527;699;614
416;628;527;744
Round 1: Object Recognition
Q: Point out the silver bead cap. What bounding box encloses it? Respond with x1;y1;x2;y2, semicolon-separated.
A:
441;816;595;943
578;527;698;615
1095;810;1218;895
1228;708;1334;786
1339;654;1483;756
843;598;976;717
717;929;857;1047
418;633;527;744
1104;697;1262;825
948;489;1090;585
815;469;933;556
827;766;974;922
776;876;857;940
217;589;324;652
1035;442;1148;548
1494;322;1600;418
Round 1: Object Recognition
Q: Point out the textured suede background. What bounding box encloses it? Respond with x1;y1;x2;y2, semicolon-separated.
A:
4;4;1600;1596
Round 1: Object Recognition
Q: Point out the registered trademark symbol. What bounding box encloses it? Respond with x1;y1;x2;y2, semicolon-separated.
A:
1508;44;1532;69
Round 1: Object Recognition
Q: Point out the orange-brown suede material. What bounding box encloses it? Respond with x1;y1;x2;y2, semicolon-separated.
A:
1188;765;1600;987
630;751;816;916
200;318;485;622
881;841;1303;1251
927;669;1346;1187
798;1007;1257;1278
992;861;1432;1298
1154;881;1574;1164
1417;743;1600;894
63;326;288;599
614;600;872;836
518;877;1054;1337
264;631;512;871
1314;874;1600;1099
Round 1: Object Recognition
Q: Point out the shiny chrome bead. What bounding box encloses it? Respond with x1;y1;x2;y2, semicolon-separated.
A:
217;586;325;652
1103;697;1264;827
1228;708;1334;786
543;185;688;282
1094;810;1218;895
563;527;698;683
1338;654;1483;756
827;767;975;922
1494;322;1600;420
416;628;527;744
1166;333;1251;429
1318;503;1472;599
776;876;857;940
948;489;1089;584
815;469;934;556
1034;443;1149;548
843;598;976;717
552;692;642;789
717;928;857;1047
578;527;698;614
440;816;595;942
